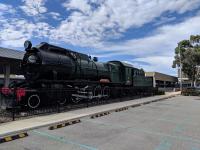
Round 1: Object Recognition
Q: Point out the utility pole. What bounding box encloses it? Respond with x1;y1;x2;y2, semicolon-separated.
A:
195;65;200;87
179;44;183;91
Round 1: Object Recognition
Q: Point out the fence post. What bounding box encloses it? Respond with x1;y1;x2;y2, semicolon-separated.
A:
0;93;2;107
10;98;18;121
57;102;60;113
86;98;89;108
12;108;15;121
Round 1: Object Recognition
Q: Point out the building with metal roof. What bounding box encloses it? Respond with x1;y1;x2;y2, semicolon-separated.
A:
0;47;24;60
0;47;25;87
145;72;178;91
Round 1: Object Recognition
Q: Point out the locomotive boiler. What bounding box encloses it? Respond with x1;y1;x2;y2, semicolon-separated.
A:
21;41;110;82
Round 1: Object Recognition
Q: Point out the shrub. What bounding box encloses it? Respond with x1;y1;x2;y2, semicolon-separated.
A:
181;88;200;96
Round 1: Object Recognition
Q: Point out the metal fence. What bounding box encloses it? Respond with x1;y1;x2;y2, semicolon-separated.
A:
0;93;152;123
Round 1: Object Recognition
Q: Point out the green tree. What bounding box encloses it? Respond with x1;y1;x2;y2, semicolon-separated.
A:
172;35;200;87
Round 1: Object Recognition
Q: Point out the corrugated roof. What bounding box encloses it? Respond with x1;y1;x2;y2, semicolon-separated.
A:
0;47;24;60
145;72;178;82
120;62;133;68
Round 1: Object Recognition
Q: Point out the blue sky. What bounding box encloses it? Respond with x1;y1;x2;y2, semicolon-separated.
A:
1;0;200;76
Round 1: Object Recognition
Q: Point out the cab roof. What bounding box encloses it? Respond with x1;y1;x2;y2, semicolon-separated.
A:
108;61;133;68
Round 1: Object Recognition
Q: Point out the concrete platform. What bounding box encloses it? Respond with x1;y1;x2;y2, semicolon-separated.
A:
0;92;180;137
1;95;200;150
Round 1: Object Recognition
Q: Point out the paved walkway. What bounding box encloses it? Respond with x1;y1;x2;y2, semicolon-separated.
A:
0;92;180;137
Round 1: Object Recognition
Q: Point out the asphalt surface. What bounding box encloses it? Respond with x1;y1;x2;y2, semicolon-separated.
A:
0;95;200;150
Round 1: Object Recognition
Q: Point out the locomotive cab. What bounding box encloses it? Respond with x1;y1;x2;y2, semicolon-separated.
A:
108;61;133;85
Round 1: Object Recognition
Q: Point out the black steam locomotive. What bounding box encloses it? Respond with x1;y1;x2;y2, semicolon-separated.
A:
0;41;156;109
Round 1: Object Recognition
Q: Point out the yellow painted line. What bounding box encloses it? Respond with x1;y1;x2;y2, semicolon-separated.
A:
0;132;28;144
90;112;110;119
5;137;12;142
49;120;81;130
18;133;25;138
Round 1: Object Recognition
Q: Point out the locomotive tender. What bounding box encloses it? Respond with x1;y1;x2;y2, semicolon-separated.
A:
0;41;155;109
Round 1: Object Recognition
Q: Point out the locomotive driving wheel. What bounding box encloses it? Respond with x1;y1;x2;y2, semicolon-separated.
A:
103;86;110;100
58;98;67;105
27;94;40;109
93;86;102;100
71;96;82;103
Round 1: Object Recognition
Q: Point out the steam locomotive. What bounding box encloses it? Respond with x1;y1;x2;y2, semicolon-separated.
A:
0;41;156;109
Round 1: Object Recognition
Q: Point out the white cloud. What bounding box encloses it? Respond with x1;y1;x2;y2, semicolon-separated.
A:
1;0;200;75
130;56;176;75
101;14;200;57
153;16;176;26
0;17;52;47
49;12;62;20
0;4;27;47
63;0;92;14
0;20;32;47
50;0;200;47
0;3;15;15
20;0;47;16
0;2;52;47
0;3;51;48
2;0;200;49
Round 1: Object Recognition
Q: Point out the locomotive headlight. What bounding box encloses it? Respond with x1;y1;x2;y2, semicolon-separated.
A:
27;55;37;63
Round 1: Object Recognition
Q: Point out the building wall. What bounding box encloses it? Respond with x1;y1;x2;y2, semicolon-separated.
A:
145;72;178;89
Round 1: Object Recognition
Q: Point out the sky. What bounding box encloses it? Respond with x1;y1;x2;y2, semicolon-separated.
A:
0;0;200;76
